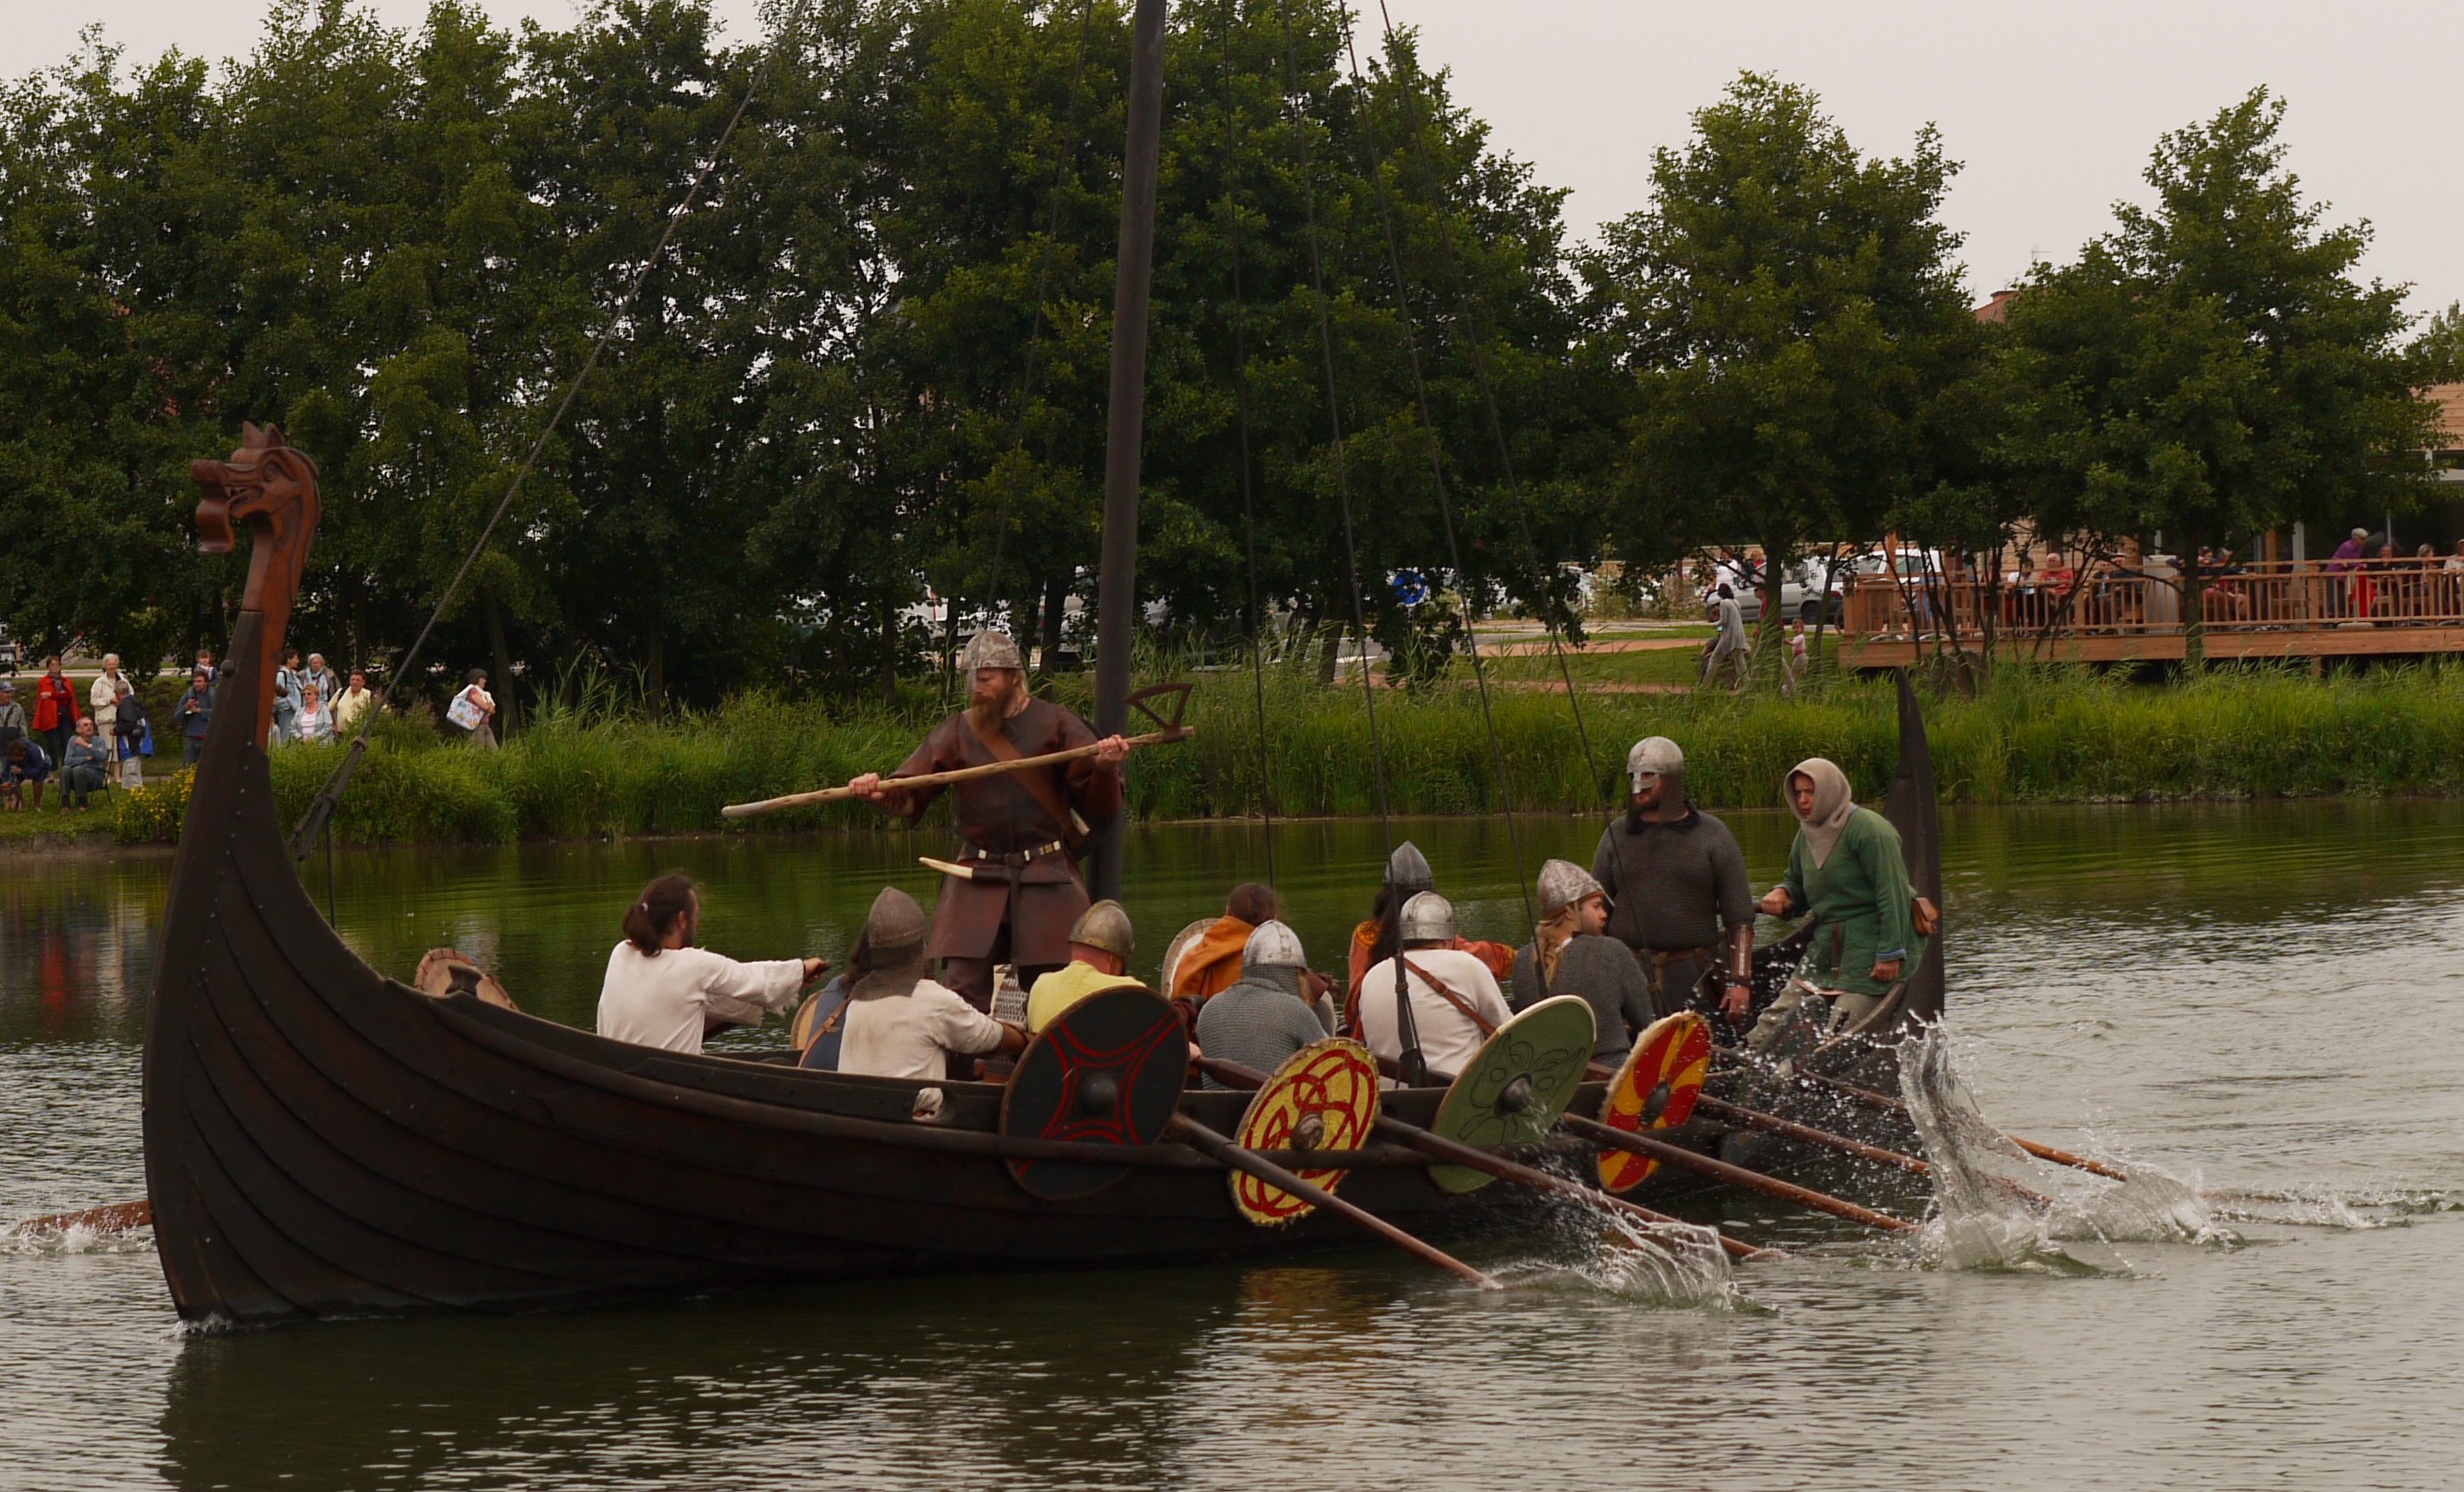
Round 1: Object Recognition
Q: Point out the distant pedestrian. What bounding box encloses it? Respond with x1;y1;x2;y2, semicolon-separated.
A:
292;684;333;744
1701;585;1747;690
112;682;148;788
32;656;79;767
304;652;341;710
61;718;109;810
174;670;213;767
1783;618;1810;692
193;646;223;706
272;648;304;744
448;668;498;748
0;679;24;750
333;669;374;736
88;653;126;747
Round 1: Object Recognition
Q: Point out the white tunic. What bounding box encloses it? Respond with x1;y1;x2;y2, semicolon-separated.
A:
1356;948;1513;1082
839;978;1008;1082
596;943;806;1055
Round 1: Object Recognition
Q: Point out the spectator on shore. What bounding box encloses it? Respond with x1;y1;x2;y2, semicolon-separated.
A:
174;671;213;767
3;736;51;811
193;647;222;706
304;652;341;709
1701;584;1747;689
32;656;79;767
1784;618;1810;692
449;668;498;748
0;679;24;749
292;684;333;744
2443;542;2464;621
112;682;147;788
2326;527;2366;618
88;653;126;747
61;718;108;810
272;648;304;744
334;669;374;736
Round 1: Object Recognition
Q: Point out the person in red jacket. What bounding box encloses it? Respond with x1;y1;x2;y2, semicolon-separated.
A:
31;656;80;769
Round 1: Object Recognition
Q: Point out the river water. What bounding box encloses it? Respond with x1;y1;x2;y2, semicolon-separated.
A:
3;804;2457;1489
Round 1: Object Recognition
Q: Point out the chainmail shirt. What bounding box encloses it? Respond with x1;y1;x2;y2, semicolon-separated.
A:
1590;808;1755;952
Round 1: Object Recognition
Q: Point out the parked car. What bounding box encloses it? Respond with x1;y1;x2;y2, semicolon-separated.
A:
1701;558;1846;625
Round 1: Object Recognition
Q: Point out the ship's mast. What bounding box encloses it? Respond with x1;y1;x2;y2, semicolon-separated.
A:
1089;0;1170;902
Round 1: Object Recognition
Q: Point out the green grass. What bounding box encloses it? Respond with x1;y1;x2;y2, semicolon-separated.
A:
99;655;2464;846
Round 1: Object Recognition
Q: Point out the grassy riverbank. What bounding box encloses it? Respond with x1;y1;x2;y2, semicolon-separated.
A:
90;659;2464;846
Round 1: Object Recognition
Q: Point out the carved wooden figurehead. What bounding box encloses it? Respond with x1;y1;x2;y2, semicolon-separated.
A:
192;422;321;748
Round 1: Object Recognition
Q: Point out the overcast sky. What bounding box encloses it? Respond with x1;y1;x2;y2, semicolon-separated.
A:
11;0;2460;317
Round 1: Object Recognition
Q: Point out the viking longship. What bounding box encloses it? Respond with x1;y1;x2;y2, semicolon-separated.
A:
141;427;1943;1324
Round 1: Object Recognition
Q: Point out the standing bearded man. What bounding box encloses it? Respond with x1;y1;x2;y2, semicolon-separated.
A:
848;630;1133;1010
1590;736;1758;1023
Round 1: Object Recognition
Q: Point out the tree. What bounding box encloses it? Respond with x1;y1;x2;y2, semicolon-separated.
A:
2007;88;2445;664
1581;73;1984;680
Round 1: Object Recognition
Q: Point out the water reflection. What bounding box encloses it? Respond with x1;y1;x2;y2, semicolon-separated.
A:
3;803;2463;1489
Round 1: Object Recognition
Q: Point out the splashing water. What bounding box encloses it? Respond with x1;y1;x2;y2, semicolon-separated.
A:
1490;1191;1739;1306
0;1219;159;1259
1896;1025;2233;1271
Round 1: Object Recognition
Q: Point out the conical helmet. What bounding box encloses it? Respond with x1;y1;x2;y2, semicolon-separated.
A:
1537;859;1604;918
1385;841;1435;896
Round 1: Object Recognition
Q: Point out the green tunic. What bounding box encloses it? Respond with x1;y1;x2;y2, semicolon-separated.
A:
1780;805;1925;998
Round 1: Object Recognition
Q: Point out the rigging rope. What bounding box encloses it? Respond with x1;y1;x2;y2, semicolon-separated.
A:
1366;0;1631;926
975;0;1105;696
289;0;822;858
1216;0;1278;887
1271;0;1424;1081
1332;5;1540;951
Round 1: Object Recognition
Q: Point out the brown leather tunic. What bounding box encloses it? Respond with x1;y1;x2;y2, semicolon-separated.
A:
882;697;1124;965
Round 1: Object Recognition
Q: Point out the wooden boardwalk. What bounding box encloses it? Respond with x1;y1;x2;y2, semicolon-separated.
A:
1838;559;2464;670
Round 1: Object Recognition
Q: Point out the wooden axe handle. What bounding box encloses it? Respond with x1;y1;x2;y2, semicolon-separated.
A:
721;726;1193;819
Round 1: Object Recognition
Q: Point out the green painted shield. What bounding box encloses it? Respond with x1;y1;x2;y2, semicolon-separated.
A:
1426;995;1596;1194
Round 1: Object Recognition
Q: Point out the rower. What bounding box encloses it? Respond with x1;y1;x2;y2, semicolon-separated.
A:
1342;842;1514;1032
1166;882;1279;1005
1591;736;1757;1023
1024;900;1146;1032
1193;920;1333;1088
1355;892;1511;1083
596;874;828;1055
845;629;1132;1011
1750;756;1929;1046
1508;860;1654;1061
837;887;1026;1089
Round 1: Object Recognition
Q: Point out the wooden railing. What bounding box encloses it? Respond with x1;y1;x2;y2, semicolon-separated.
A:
1842;559;2464;645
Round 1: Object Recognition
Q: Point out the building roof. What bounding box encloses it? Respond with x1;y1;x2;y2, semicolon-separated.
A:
2429;383;2464;450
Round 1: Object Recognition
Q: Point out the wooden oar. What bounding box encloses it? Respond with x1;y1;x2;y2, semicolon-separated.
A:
1164;1113;1500;1289
9;1198;151;1236
1690;1094;2054;1209
1714;1045;2131;1181
1560;1115;1917;1234
1196;1057;1779;1263
720;724;1194;819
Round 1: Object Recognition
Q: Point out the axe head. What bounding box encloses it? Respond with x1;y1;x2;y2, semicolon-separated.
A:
1126;682;1193;733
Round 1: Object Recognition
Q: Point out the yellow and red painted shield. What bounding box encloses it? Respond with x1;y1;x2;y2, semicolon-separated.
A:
1230;1039;1379;1227
1595;1011;1710;1192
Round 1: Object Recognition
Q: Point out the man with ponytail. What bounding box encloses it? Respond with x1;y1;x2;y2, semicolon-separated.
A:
597;874;827;1054
1507;861;1655;1060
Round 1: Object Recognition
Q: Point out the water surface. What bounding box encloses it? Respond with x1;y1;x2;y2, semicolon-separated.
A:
3;804;2457;1489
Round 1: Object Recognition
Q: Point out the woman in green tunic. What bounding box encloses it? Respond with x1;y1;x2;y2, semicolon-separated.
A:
1748;757;1924;1045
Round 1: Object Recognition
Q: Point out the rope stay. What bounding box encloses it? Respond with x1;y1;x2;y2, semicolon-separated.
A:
976;0;1105;696
1332;4;1540;952
1270;0;1424;1083
1214;0;1278;887
289;0;823;858
1366;0;1632;930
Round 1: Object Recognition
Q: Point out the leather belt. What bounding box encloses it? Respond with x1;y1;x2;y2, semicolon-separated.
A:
963;841;1065;868
1647;946;1714;971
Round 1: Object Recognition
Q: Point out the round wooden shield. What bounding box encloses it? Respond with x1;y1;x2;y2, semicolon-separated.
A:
1229;1039;1379;1227
999;986;1189;1201
1594;1011;1712;1192
1425;995;1596;1194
